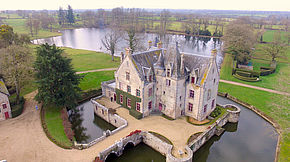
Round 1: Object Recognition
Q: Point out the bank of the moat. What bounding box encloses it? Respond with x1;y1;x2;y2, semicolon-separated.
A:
72;95;278;162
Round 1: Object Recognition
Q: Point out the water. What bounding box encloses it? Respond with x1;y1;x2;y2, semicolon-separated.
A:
32;28;223;67
72;101;116;144
192;96;278;162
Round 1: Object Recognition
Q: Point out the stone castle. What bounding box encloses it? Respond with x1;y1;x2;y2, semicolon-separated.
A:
102;41;219;121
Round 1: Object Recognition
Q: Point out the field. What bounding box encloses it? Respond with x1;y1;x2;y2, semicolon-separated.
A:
220;45;290;92
79;71;115;91
263;30;289;43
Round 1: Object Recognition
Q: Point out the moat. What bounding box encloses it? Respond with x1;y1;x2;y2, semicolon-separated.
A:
75;96;277;162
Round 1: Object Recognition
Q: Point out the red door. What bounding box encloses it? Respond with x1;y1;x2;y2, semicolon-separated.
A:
4;112;9;119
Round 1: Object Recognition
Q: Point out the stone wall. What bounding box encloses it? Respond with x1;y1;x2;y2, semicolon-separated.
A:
0;93;11;121
188;104;240;154
74;96;128;149
142;132;172;156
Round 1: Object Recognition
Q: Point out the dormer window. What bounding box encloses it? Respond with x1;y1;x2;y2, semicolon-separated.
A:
126;72;130;80
191;77;195;84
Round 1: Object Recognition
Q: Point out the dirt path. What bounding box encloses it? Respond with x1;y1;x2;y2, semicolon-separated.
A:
220;79;290;96
76;68;117;74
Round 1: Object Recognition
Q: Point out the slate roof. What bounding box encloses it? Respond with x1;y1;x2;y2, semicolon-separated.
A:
130;44;212;84
0;79;10;96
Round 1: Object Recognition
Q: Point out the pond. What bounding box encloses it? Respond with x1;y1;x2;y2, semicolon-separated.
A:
71;101;116;144
32;28;223;68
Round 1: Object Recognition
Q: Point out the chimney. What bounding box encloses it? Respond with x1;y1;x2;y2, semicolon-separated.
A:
211;49;217;62
148;40;152;49
125;48;132;58
180;53;185;75
120;52;124;63
157;41;162;49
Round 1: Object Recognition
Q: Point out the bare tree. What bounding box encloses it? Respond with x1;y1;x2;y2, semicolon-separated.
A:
159;10;171;37
263;31;286;61
125;27;144;53
101;30;122;61
223;18;257;65
0;44;33;103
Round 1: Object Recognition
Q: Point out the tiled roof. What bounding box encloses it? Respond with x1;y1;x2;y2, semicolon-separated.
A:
0;79;9;96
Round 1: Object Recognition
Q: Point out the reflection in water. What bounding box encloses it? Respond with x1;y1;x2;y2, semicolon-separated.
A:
69;107;90;143
105;142;166;162
32;28;223;67
72;101;116;144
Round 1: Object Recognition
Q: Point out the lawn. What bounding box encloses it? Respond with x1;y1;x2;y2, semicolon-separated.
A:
63;47;120;72
263;30;288;43
218;82;289;162
4;19;62;39
220;52;290;92
79;71;115;91
44;105;73;147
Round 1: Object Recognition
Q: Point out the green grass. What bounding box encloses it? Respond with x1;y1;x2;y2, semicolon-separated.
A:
218;82;289;162
44;105;73;147
220;53;290;92
63;47;120;72
79;71;115;91
4;19;62;39
263;30;289;43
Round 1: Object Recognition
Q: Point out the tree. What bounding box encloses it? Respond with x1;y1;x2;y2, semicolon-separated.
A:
66;5;75;24
34;44;81;109
0;43;33;104
223;18;257;65
58;7;66;25
159;10;171;37
263;31;286;61
0;25;14;48
125;27;144;53
101;30;122;61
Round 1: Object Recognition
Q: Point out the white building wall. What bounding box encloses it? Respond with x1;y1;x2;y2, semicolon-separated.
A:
0;93;11;121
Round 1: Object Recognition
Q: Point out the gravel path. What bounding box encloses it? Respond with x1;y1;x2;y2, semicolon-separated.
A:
220;79;290;96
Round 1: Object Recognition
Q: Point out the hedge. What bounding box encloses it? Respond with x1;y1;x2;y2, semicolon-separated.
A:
233;68;261;77
115;89;141;111
10;96;25;118
236;71;251;77
233;74;260;82
260;66;276;76
78;89;102;103
129;109;143;120
210;106;222;118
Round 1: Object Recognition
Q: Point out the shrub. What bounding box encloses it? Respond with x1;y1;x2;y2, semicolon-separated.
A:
129;109;143;119
236;71;251;77
162;114;174;120
10;96;25;118
233;68;260;77
233;74;260;82
210;106;222;118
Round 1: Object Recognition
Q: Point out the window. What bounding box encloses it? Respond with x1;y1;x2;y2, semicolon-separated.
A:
212;99;215;109
166;79;171;86
149;75;152;82
188;103;193;112
191;77;195;84
127;98;131;108
167;69;170;77
102;109;104;114
148;101;152;109
213;78;216;84
136;103;140;111
189;90;194;98
159;103;163;110
119;82;122;89
204;104;207;113
163;91;165;95
120;95;123;103
95;105;98;110
127;85;131;93
136;89;140;97
207;89;211;100
126;72;130;80
2;103;7;109
180;96;182;101
148;88;152;97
